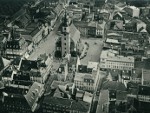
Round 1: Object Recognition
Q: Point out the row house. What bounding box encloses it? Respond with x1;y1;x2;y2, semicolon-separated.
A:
138;85;150;103
0;82;44;113
42;80;91;113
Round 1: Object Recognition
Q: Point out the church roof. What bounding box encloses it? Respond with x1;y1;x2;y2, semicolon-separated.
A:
69;23;80;44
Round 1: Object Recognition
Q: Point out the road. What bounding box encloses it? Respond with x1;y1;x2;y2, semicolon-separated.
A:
90;70;107;113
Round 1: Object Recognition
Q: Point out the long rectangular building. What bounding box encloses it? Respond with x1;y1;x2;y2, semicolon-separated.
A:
100;50;134;70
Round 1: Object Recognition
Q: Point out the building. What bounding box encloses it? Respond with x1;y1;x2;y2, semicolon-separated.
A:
125;18;147;32
55;11;81;58
11;56;52;83
0;82;44;113
42;80;91;113
123;6;140;18
131;69;142;84
142;69;150;86
99;9;110;21
67;6;83;21
100;50;134;70
74;61;99;92
138;85;150;103
4;29;28;59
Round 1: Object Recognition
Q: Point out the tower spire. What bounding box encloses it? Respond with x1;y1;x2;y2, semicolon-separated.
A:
62;9;68;27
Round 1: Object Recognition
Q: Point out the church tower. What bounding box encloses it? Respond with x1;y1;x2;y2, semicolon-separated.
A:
61;10;70;57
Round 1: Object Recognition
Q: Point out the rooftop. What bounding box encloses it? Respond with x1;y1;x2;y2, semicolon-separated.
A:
138;85;150;96
43;96;90;112
100;50;134;63
74;73;93;82
25;82;44;111
19;59;38;71
142;69;150;81
102;81;126;91
87;61;99;71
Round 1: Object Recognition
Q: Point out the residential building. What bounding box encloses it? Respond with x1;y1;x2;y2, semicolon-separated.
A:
0;57;11;72
42;80;91;113
5;37;28;59
142;69;150;86
131;69;142;84
74;61;99;92
12;55;52;83
87;21;105;38
125;18;147;32
102;81;126;91
138;85;150;103
67;6;83;21
123;6;140;18
74;21;88;36
100;49;134;70
0;82;44;113
109;20;124;31
113;12;124;21
99;9;110;21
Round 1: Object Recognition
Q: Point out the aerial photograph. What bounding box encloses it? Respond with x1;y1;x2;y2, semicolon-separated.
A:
0;0;150;113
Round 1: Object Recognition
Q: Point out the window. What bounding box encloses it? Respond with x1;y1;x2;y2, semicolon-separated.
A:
64;38;66;40
64;43;66;45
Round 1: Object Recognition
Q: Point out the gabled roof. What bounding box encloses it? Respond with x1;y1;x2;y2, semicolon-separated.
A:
69;23;80;44
0;57;11;71
25;82;44;112
102;81;126;91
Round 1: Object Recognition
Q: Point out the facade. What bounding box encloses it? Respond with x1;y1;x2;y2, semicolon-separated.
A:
100;50;134;70
138;85;150;103
5;37;28;59
124;6;140;18
142;69;150;86
42;81;91;113
0;82;44;113
55;11;81;58
131;69;142;84
74;61;99;92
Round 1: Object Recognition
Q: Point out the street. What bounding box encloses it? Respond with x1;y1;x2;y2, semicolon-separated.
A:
28;10;64;60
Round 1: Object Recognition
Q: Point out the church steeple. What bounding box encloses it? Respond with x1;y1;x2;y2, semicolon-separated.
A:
61;9;70;57
62;10;68;27
62;9;69;34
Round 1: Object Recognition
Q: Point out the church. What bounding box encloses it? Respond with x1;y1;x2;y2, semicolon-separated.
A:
55;11;82;58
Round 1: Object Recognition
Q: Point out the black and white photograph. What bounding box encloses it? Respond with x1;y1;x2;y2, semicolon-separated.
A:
0;0;150;113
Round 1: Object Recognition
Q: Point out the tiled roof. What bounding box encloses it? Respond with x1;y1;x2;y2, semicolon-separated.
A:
102;81;126;91
0;57;10;71
138;85;150;96
69;23;80;44
25;82;44;111
132;68;142;78
116;90;127;101
2;66;13;77
20;59;38;71
43;96;72;106
0;81;4;89
71;101;90;112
